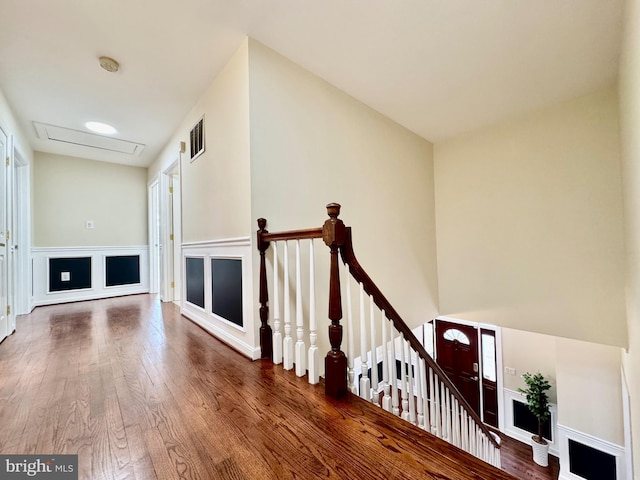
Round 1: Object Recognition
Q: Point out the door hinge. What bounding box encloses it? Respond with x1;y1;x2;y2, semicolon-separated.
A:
169;186;173;194
7;305;10;316
5;156;9;166
170;281;175;289
5;230;9;241
169;234;174;241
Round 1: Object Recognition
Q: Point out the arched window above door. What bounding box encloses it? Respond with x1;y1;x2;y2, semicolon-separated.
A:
442;328;471;345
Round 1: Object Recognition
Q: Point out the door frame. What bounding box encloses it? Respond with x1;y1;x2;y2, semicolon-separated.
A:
433;316;505;430
161;159;181;302
10;140;30;317
148;180;161;295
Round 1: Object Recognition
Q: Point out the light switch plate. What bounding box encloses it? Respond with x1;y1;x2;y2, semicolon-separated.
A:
61;272;70;282
86;220;94;229
505;367;516;376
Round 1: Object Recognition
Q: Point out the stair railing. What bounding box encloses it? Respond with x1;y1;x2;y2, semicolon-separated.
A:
256;203;500;467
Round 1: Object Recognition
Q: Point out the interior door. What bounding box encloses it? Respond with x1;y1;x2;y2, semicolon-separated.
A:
435;320;480;415
0;127;8;343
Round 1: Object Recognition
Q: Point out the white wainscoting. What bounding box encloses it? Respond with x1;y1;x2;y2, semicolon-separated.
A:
557;424;626;480
181;237;259;360
503;388;559;457
32;246;149;307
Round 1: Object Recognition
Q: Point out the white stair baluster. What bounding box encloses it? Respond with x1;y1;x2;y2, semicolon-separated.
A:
272;242;282;364
294;240;306;377
400;334;409;421
381;310;391;412
307;240;319;384
369;297;378;405
359;283;370;401
408;346;416;425
416;356;425;430
345;271;356;394
433;375;441;437
452;398;460;447
445;387;451;442
462;409;469;452
390;327;399;416
283;241;293;370
429;368;437;435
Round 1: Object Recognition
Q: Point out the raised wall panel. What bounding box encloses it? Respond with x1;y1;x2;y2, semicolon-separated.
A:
181;238;258;360
211;258;242;327
105;255;140;287
185;257;205;309
49;257;91;292
32;246;149;306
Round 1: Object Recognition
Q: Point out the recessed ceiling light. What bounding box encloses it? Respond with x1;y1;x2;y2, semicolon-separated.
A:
85;121;117;135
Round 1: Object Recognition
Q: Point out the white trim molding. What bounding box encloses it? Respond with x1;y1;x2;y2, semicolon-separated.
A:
503;388;559;457
181;237;260;360
32;246;149;306
557;424;626;480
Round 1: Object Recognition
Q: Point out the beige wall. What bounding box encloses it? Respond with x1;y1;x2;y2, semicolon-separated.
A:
248;39;439;355
502;328;624;445
619;0;640;474
33;152;147;246
501;328;557;402
555;339;624;446
434;87;626;347
148;39;251;242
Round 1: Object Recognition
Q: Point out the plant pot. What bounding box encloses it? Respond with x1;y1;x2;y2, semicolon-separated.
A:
531;437;549;467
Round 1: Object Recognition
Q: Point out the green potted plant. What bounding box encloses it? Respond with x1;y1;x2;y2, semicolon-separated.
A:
518;372;551;467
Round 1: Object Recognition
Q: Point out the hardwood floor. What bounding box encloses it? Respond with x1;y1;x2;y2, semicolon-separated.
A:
0;294;552;479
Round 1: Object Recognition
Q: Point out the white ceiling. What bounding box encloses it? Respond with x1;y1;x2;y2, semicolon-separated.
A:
0;0;625;168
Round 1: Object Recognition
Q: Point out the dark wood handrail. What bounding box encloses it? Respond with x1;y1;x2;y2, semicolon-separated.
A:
261;227;323;242
339;226;500;449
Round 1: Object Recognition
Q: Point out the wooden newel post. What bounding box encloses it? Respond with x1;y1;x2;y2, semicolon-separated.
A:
322;203;347;398
257;218;273;359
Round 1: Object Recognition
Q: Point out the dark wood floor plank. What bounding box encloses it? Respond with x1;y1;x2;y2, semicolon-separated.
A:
0;294;557;480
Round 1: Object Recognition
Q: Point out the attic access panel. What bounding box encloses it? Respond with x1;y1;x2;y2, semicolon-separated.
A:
33;122;145;156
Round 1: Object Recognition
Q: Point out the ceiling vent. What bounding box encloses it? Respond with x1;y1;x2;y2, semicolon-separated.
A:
33;122;145;156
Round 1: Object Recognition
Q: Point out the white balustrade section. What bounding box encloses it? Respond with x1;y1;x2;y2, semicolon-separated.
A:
294;240;306;377
265;237;501;468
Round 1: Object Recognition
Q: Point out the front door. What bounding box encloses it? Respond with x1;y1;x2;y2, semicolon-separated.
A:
435;320;480;415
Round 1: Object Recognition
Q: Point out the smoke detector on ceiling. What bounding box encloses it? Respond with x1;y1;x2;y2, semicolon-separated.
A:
99;56;119;73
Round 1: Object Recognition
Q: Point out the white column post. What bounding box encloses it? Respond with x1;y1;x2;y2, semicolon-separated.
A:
359;283;370;401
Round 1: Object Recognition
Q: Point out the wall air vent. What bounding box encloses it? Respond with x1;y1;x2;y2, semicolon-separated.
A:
190;116;205;162
33;122;145;156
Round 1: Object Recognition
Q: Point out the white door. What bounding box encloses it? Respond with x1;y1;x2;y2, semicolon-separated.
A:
0;127;8;342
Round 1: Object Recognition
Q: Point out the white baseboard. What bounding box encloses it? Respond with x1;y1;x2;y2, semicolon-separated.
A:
557;424;626;480
181;302;261;360
32;246;149;306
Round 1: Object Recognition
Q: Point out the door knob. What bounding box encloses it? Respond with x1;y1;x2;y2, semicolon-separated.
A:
471;376;479;381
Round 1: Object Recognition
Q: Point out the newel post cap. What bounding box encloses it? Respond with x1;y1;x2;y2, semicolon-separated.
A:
323;203;345;247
